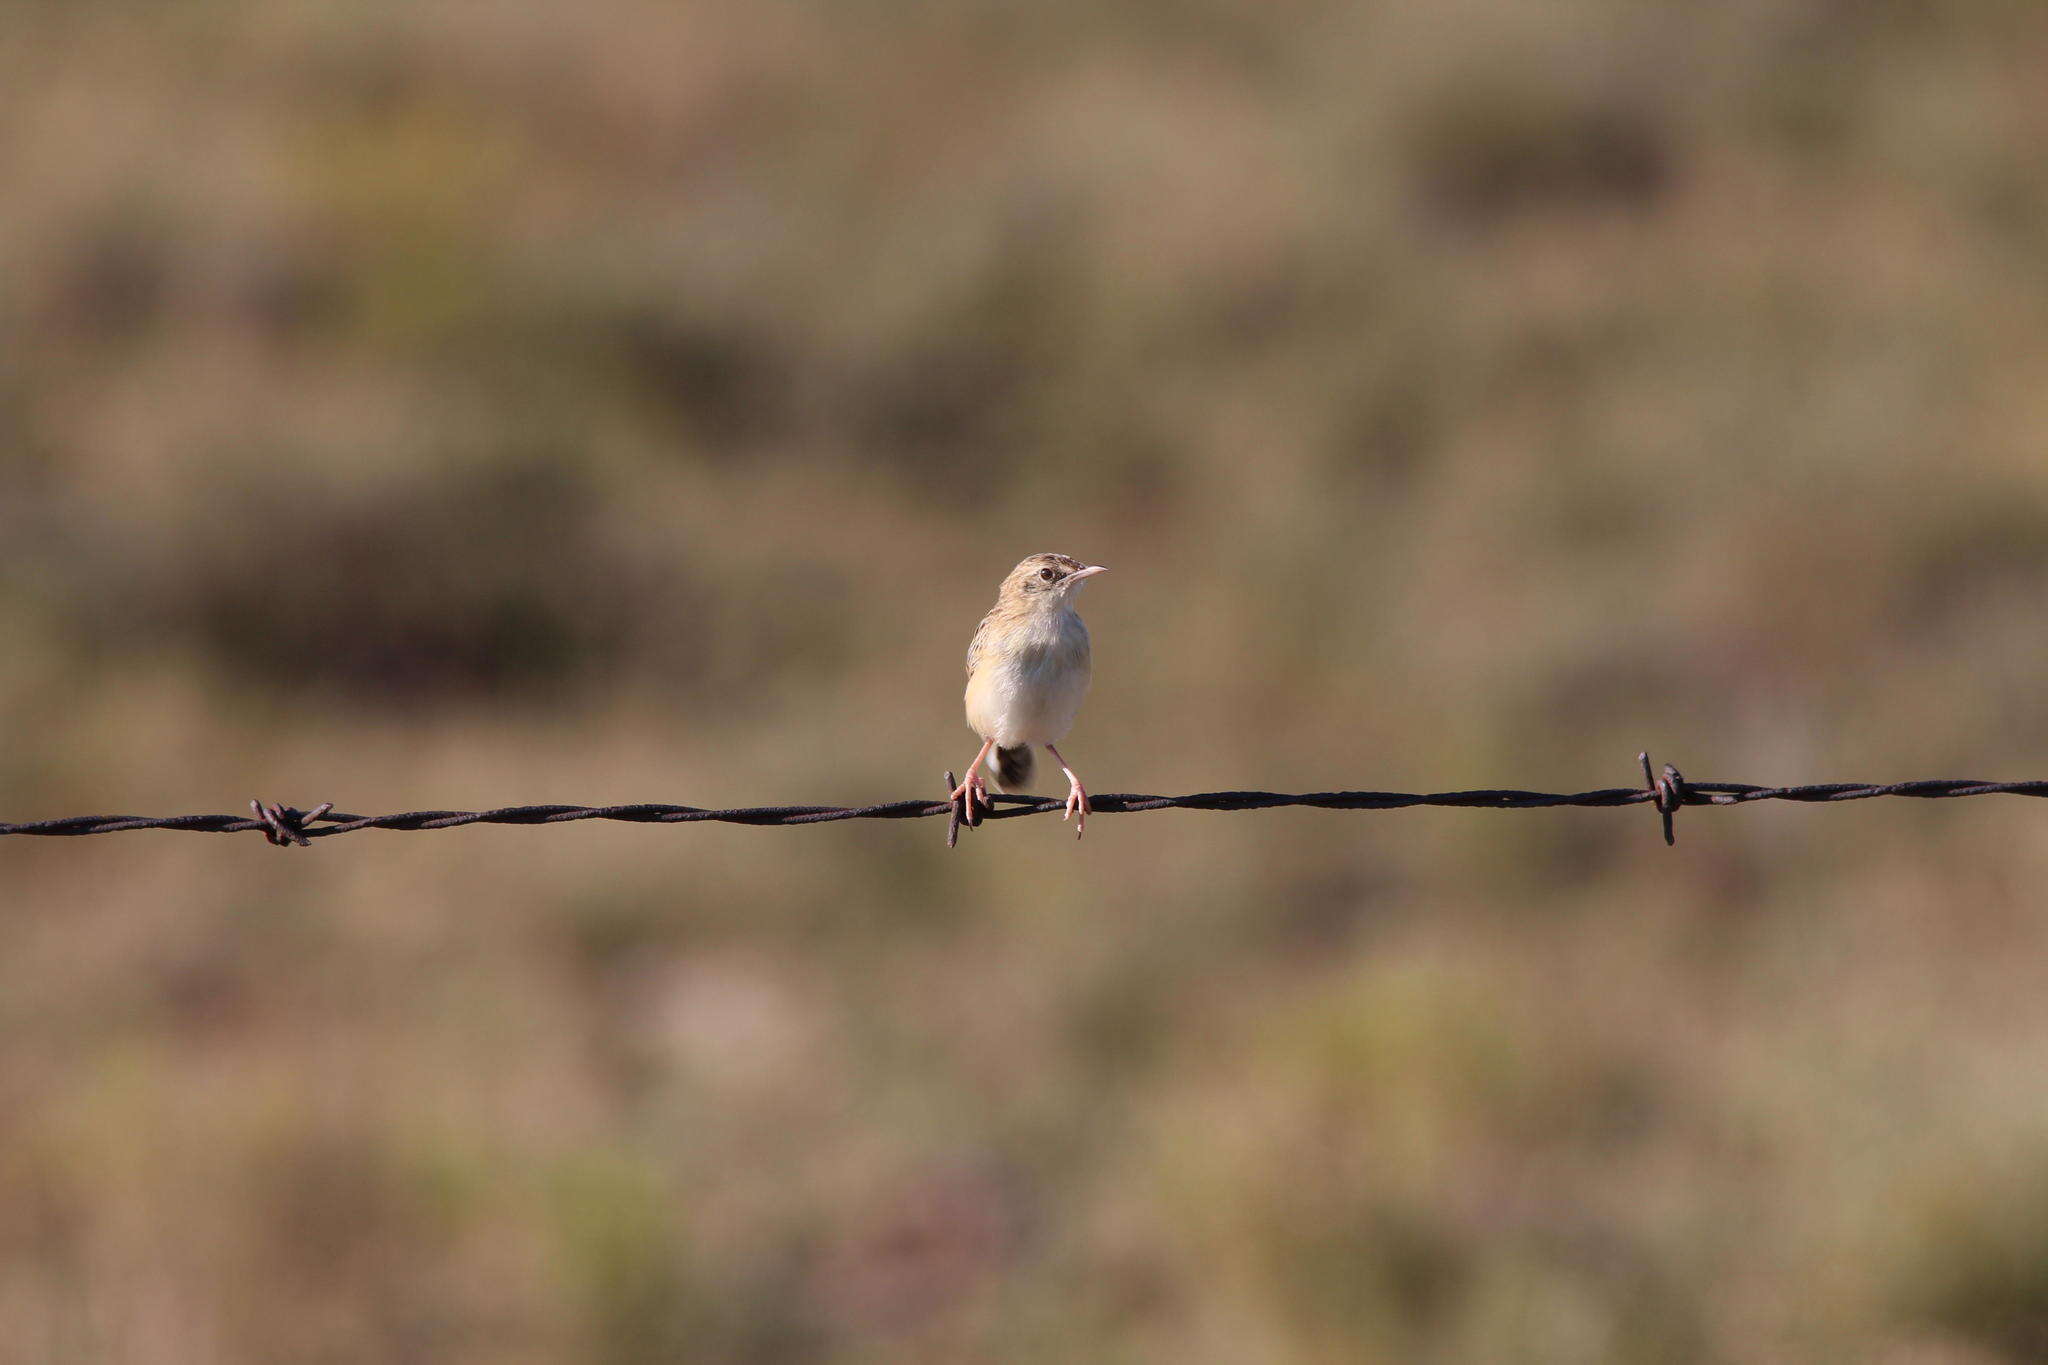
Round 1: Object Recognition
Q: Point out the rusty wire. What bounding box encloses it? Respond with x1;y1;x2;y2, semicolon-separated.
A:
5;755;2048;850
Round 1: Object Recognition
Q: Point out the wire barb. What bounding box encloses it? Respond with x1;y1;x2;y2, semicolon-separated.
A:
248;799;334;848
1638;753;1685;846
943;771;964;848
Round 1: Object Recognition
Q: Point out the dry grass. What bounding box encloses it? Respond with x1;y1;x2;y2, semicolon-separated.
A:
7;0;2048;1359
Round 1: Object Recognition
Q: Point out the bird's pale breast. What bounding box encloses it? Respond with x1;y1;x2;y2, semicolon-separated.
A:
964;608;1091;747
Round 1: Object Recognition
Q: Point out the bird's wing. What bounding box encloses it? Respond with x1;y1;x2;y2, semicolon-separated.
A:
965;618;985;676
965;608;998;677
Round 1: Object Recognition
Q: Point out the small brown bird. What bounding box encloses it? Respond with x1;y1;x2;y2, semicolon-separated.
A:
950;553;1107;837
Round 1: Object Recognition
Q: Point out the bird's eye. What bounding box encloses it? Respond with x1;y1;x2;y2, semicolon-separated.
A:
1038;566;1059;581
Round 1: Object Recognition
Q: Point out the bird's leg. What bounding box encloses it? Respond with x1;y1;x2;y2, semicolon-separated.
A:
950;738;996;824
1044;743;1090;839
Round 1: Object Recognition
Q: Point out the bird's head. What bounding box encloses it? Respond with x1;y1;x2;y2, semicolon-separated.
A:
1001;553;1107;610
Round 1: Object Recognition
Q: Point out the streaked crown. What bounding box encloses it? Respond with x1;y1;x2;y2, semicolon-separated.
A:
1000;552;1104;602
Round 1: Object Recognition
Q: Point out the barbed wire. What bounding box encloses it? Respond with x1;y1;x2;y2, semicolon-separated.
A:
6;756;2048;851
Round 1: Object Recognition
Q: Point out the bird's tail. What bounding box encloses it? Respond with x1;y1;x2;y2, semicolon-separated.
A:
990;744;1033;791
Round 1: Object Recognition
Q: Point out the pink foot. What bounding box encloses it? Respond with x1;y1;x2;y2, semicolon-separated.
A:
1063;776;1090;839
949;769;990;825
1045;743;1091;841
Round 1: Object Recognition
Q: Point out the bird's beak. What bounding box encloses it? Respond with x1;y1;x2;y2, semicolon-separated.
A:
1067;564;1108;583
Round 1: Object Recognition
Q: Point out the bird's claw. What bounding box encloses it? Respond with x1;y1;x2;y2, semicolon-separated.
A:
948;771;990;826
1063;779;1090;839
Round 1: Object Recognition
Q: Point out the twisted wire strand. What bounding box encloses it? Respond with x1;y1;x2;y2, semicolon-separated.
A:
6;759;2048;848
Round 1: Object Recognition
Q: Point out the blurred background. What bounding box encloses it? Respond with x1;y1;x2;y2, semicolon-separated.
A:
6;0;2048;1360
